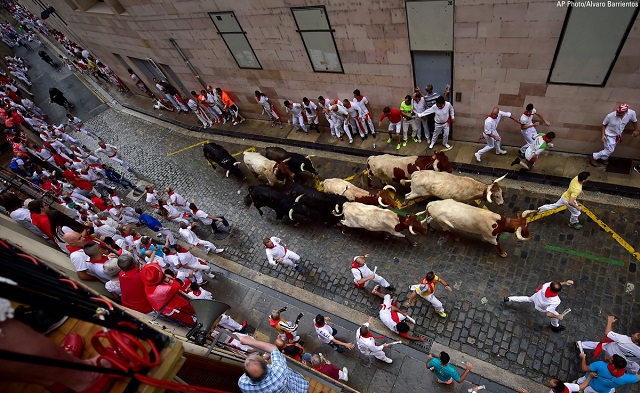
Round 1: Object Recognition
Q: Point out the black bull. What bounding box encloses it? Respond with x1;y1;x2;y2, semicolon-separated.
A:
202;143;245;179
244;185;311;224
290;184;348;224
265;147;317;176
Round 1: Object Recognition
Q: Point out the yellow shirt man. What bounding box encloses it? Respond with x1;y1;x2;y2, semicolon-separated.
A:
538;172;590;230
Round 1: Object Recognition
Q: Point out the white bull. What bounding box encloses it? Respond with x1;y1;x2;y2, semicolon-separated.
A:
424;199;535;257
322;178;396;206
333;202;427;245
401;171;507;205
243;152;293;186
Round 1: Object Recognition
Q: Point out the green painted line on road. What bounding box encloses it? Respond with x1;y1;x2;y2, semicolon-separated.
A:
545;245;625;267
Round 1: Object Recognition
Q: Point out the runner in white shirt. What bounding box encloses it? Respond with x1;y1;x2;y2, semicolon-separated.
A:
519;103;551;157
165;187;190;215
176;248;211;285
160;200;190;225
350;254;392;291
475;106;519;162
95;141;131;172
411;92;428;143
66;114;99;138
263;236;302;272
327;103;351;142
356;317;392;363
317;96;334;133
314;314;355;352
145;186;160;209
505;280;573;332
341;100;360;141
283;100;307;133
188;93;213;128
178;222;223;254
371;292;425;342
591;104;638;166
417;96;455;149
578;315;640;373
189;201;230;233
353;89;375;137
302;97;320;133
255;90;283;128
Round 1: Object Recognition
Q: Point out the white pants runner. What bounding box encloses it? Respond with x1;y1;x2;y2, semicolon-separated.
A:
476;135;503;156
507;295;560;327
519;128;537;154
270;249;300;267
593;134;618;161
538;196;581;224
431;123;450;146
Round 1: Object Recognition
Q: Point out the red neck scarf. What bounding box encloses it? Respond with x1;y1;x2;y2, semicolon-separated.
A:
360;329;372;338
607;362;625;378
544;287;558;297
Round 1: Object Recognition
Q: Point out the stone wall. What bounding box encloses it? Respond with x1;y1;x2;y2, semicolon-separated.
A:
22;0;640;157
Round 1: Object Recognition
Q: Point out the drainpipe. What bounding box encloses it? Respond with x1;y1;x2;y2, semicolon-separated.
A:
169;38;207;89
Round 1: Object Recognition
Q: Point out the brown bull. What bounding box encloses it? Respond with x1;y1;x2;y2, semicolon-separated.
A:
367;148;453;187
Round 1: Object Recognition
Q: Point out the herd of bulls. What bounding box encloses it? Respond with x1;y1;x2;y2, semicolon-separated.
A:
203;143;534;257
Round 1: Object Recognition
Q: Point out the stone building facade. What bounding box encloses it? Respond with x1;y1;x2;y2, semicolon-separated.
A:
20;0;640;157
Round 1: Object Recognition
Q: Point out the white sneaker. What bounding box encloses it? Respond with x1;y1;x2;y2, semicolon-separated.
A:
232;121;238;126
428;142;435;149
474;152;482;162
444;143;451;148
576;341;584;354
496;150;507;155
293;335;301;343
222;118;227;124
349;139;353;144
207;273;216;279
383;358;393;364
215;248;224;253
205;247;211;254
341;367;349;381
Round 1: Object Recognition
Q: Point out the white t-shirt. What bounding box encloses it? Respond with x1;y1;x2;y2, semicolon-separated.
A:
603;110;638;137
605;331;640;363
356;323;383;355
257;95;271;110
353;96;370;116
146;192;159;206
549;383;580;393
169;192;187;207
188;288;213;300
351;262;373;284
193;209;212;226
163;204;181;218
484;111;511;136
379;294;405;334
418;102;454;124
85;257;113;282
530;282;561;314
105;279;121;296
179;227;200;246
286;103;304;116
520;108;537;132
265;237;286;265
315;323;334;344
303;101;318;117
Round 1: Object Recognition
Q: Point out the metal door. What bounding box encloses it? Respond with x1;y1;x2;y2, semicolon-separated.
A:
412;51;452;99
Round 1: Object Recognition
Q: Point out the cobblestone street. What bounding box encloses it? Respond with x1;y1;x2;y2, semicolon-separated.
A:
63;107;640;386
17;40;640;388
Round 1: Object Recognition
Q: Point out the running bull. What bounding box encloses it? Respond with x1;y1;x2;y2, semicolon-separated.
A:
265;146;317;178
243;151;295;186
366;147;453;187
332;202;427;246
423;199;534;257
244;185;311;224
401;172;507;205
322;178;398;208
290;184;348;224
202;143;245;180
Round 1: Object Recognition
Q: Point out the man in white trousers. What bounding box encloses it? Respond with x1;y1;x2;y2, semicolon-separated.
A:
504;280;574;332
356;317;393;363
475;106;520;162
67;114;99;139
283;100;308;134
178;222;223;254
353;89;376;137
591;104;638;167
411;92;428;143
95;141;132;172
166;187;191;215
537;171;589;230
188;91;213;128
317;96;334;134
405;271;452;318
328;103;353;143
263;236;303;272
350;254;394;292
519;103;551;158
577;315;640;374
417;96;455;149
302;97;320;133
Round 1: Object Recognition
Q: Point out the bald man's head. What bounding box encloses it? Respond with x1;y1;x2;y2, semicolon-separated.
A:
63;231;87;247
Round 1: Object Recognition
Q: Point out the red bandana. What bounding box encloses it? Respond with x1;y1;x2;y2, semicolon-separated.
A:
544;287;558;297
607;362;625;378
360;330;372;338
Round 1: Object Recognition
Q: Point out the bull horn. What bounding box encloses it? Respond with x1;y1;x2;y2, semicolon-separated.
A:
300;163;305;172
225;170;230;177
305;154;316;159
420;217;427;224
283;157;291;163
440;146;452;153
433;159;440;172
383;185;395;192
378;196;388;207
408;225;416;235
515;226;529;241
493;173;508;183
415;210;427;216
295;194;304;202
289;209;294;220
521;209;536;218
233;162;240;167
399;179;410;185
486;189;493;203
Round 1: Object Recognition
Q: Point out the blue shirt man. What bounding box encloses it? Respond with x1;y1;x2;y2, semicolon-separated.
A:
427;352;472;384
579;354;639;393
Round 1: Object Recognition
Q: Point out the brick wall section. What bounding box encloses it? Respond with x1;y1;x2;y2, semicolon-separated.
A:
23;0;640;157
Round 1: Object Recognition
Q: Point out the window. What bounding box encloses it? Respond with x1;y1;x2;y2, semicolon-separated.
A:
548;5;639;86
291;6;343;73
209;12;261;70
